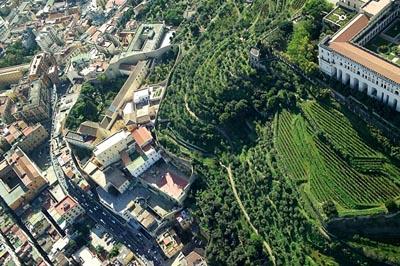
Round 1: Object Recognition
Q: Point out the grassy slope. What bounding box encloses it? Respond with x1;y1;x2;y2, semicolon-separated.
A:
155;0;400;264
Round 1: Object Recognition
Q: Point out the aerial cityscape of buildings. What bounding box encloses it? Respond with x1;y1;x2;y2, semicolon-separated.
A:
0;0;202;265
0;0;398;264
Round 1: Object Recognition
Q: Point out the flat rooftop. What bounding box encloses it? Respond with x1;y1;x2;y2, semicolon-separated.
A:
127;24;164;53
93;130;130;156
53;195;78;216
91;166;129;190
97;183;177;220
362;0;391;17
73;247;102;266
140;161;189;201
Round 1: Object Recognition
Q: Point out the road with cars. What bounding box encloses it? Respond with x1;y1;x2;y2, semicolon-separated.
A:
50;83;165;265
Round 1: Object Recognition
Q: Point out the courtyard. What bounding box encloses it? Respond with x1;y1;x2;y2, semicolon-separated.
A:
325;6;355;27
365;34;400;66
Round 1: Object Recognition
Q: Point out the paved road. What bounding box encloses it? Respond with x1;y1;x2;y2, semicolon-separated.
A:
64;177;165;265
50;84;165;265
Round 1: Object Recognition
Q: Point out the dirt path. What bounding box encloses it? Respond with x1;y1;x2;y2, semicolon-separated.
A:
221;163;276;265
184;94;200;121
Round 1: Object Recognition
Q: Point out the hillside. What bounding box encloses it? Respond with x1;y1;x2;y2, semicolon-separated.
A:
155;0;400;264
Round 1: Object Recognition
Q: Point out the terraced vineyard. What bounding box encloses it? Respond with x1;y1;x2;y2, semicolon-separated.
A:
301;101;392;174
302;101;379;158
275;107;400;215
291;0;306;10
312;138;400;209
275;111;316;182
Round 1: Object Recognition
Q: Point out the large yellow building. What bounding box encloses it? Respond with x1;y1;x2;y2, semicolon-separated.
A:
0;64;30;86
0;147;47;210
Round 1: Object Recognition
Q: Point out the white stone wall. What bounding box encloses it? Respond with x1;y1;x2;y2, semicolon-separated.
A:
337;0;364;11
355;9;399;46
319;45;400;111
128;151;161;178
118;180;130;194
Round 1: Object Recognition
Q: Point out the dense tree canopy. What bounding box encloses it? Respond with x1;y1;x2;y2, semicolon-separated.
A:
65;75;126;130
0;40;38;68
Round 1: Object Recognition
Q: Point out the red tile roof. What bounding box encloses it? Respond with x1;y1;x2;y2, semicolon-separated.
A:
330;42;400;84
329;13;400;84
131;127;153;147
158;172;188;199
22;126;33;136
331;14;369;42
53;195;78;216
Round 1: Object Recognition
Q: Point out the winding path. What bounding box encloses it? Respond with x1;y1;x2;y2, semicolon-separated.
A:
220;162;276;265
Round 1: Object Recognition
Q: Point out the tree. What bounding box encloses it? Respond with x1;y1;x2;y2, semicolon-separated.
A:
303;0;332;21
323;200;338;219
95;245;105;255
302;0;332;39
287;21;318;74
108;245;120;258
385;199;399;213
0;6;11;17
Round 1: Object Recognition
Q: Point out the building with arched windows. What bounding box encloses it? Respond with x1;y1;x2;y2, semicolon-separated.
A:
319;0;400;111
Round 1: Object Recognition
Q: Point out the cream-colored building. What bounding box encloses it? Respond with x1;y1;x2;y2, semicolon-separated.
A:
0;147;47;210
319;0;400;111
4;121;48;153
0;64;30;86
48;195;84;229
93;130;135;167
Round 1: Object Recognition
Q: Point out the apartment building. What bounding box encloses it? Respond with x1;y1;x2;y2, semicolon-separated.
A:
48;195;84;229
3;121;48;153
15;79;51;122
0;95;13;123
0;147;47;210
29;52;59;85
35;26;63;53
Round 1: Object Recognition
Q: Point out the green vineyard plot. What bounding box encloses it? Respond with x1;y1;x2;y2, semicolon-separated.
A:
275;106;400;216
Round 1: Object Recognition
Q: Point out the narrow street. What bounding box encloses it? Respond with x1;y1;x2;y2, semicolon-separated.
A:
49;83;166;265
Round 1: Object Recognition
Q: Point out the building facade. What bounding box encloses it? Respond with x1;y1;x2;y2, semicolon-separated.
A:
17;79;52;122
126;147;161;178
318;0;400;111
29;52;59;85
93;130;135;167
48;195;84;229
35;26;63;53
0;147;47;210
